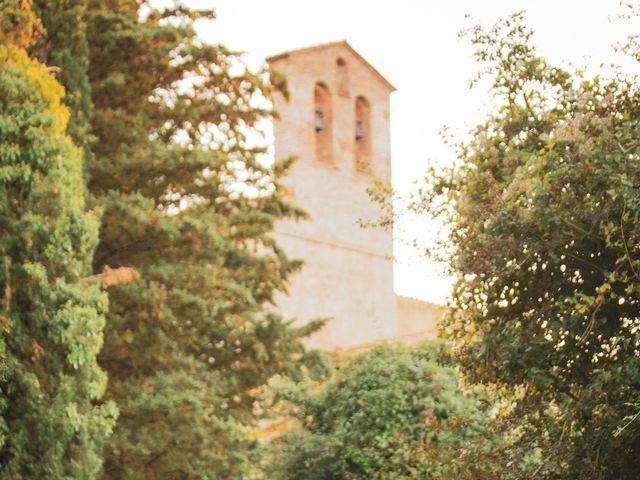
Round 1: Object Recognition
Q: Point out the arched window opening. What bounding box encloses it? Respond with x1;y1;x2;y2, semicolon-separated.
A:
314;83;333;164
336;58;349;97
355;95;371;171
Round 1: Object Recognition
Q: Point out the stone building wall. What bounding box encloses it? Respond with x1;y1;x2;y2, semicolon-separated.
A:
268;41;438;349
396;295;442;342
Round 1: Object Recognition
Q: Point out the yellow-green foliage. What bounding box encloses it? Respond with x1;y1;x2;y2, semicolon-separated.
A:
0;45;70;133
0;0;42;49
0;4;115;477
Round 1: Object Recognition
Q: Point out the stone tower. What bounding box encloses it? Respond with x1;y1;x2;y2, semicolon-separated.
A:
268;41;438;349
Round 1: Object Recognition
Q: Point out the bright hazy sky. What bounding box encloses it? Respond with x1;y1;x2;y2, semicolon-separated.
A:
190;0;638;304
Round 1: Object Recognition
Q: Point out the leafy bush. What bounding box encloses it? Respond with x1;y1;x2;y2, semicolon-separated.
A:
267;343;505;479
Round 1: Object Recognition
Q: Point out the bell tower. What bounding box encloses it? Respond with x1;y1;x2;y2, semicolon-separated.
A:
268;41;398;349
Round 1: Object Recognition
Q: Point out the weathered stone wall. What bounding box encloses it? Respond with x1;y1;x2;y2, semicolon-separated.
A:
268;42;438;349
274;232;398;348
395;295;441;342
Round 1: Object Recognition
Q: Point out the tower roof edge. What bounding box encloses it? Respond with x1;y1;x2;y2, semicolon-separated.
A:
266;40;396;92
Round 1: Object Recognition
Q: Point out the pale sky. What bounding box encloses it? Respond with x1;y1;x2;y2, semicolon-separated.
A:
190;0;638;304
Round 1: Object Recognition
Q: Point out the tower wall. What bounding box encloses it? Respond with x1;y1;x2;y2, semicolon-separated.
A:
269;43;396;348
268;42;439;349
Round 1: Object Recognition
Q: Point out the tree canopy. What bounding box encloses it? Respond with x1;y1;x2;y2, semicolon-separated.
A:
1;0;325;477
8;0;640;477
415;11;640;478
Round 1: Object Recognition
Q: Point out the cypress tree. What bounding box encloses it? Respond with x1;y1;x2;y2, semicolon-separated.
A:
0;1;115;477
36;2;323;477
32;0;93;158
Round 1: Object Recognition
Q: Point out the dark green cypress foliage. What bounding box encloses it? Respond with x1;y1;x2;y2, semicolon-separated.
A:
0;2;115;477
36;2;323;477
32;0;94;159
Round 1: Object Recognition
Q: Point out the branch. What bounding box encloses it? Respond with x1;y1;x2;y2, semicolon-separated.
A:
83;266;141;289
